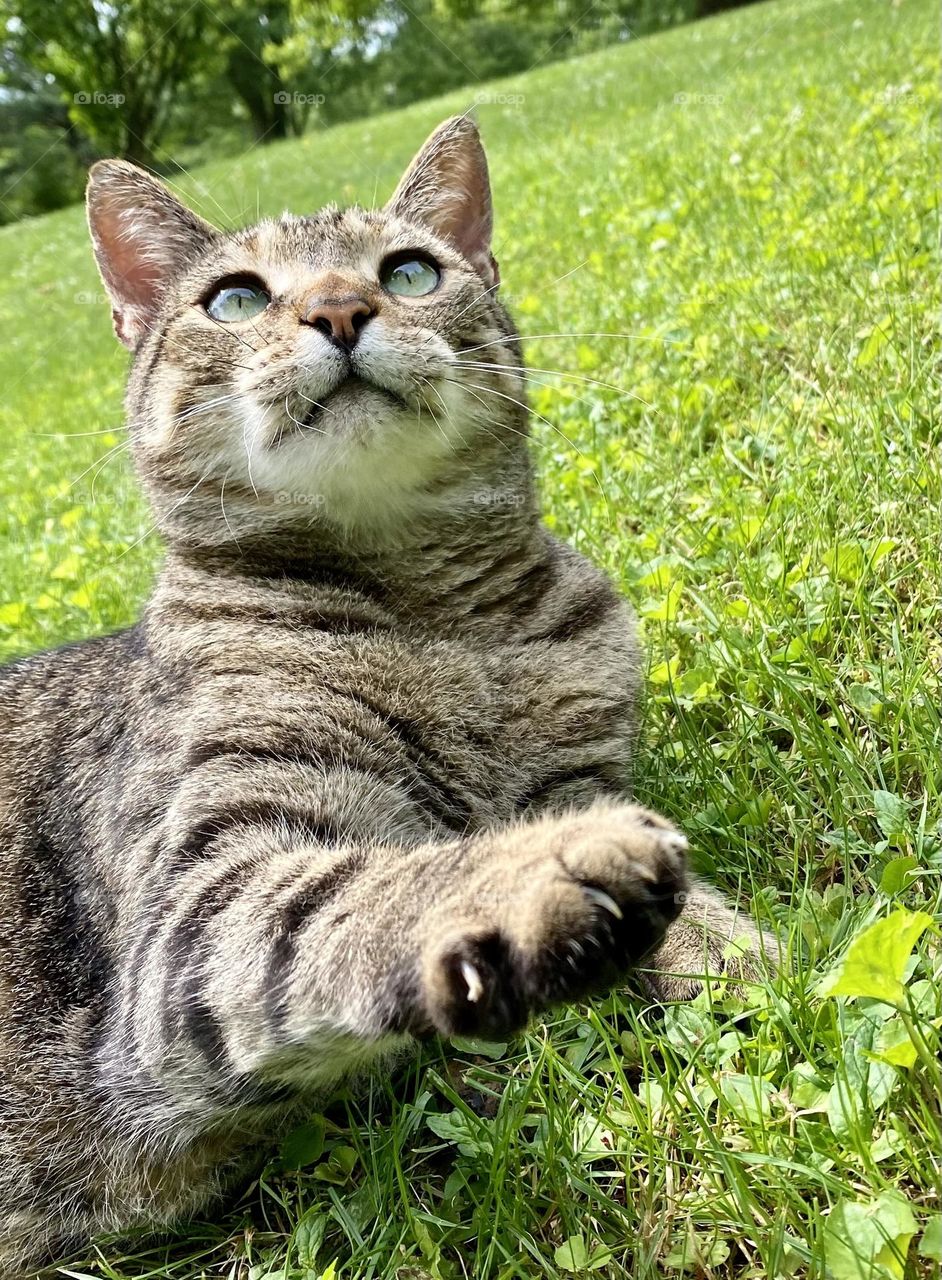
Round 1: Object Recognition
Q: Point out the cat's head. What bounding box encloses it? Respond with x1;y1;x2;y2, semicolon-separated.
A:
87;117;531;553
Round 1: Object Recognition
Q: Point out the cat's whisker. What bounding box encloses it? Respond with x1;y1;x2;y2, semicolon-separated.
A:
439;378;516;458
440;377;532;446
457;330;684;357
471;366;630;430
442;377;548;444
173;392;246;424
90;439;134;505
452;360;653;410
203;310;261;357
67;438;133;492
507;374;659;460
284;395;328;438
159;171;236;238
437;280;503;333
417;375;449;421
244;312;272;353
416;377;454;452
114;469;212;560
448;377;613;524
430;256;593;358
33;426;126;439
133;314;256;373
218;470;242;549
242;413;260;501
295;389;337;419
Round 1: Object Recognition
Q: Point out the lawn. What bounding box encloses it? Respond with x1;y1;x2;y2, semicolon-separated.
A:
1;0;940;1275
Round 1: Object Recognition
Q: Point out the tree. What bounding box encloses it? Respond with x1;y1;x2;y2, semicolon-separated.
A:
214;0;298;142
2;0;212;166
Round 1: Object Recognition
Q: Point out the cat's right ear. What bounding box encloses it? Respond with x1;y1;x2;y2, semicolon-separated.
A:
86;161;218;350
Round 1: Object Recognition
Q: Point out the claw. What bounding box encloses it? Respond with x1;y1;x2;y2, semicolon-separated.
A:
583;886;623;920
461;959;484;1003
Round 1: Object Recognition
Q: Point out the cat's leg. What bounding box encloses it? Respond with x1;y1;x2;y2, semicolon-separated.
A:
638;878;777;1002
106;800;688;1108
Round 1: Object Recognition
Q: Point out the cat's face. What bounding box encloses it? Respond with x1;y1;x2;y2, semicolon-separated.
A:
87;118;529;548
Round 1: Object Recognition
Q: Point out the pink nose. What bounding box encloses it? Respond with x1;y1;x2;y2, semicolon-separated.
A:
303;296;373;350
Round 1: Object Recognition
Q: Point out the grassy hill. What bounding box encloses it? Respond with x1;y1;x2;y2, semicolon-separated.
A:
1;0;940;1275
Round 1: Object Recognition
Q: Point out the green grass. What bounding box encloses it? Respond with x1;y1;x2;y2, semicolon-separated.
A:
2;0;940;1276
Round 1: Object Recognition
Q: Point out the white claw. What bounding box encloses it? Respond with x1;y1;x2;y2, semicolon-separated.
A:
583;886;623;920
461;960;484;1004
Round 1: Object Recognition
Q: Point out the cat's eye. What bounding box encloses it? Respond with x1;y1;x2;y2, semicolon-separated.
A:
205;281;270;323
380;255;441;298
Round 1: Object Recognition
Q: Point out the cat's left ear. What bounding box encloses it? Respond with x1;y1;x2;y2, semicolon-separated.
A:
385;116;499;289
86;161;219;350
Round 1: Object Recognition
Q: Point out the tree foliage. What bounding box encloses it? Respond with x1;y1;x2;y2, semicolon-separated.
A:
0;0;757;222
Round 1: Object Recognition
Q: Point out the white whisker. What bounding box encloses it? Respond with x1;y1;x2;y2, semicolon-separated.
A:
218;470;241;549
114;471;211;560
173;392;245;424
447;376;613;525
458;330;683;357
242;411;260;500
68;438;132;492
452;360;653;410
284;394;328;437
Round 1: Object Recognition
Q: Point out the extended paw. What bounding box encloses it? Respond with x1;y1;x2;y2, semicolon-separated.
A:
421;804;688;1038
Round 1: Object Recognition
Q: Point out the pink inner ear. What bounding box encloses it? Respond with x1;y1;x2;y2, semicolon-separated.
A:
439;151;492;268
431;191;495;288
93;213;165;348
88;163;217;349
95;200;165;313
112;245;164;310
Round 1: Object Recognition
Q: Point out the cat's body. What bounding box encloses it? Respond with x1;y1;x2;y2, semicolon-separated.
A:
0;118;764;1274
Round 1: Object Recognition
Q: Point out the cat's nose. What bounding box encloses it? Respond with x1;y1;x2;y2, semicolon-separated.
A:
303;296;374;350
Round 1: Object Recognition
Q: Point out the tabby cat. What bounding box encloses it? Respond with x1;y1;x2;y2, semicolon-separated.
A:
0;116;764;1275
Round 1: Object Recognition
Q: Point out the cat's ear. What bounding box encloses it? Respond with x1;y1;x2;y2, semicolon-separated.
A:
385;116;498;289
86;161;218;350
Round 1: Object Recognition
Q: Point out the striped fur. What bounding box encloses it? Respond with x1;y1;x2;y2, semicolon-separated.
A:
0;118;764;1273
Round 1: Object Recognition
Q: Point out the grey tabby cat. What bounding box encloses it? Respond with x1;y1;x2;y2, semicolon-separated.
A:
0;117;764;1275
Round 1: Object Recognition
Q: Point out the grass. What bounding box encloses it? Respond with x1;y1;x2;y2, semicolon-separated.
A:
1;0;940;1275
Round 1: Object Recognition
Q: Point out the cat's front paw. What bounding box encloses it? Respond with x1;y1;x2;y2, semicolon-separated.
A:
421;804;688;1038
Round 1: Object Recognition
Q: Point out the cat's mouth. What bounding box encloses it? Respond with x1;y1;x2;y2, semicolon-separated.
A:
296;374;409;432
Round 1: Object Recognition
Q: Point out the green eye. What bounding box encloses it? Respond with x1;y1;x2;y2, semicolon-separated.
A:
206;281;270;323
380;255;441;297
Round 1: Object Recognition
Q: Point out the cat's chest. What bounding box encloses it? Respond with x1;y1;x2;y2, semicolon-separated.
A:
179;627;630;831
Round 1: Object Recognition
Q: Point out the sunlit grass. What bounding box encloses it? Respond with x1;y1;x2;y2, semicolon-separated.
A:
1;0;940;1275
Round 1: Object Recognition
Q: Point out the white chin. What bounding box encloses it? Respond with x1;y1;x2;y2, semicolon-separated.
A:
241;389;467;532
319;381;408;436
